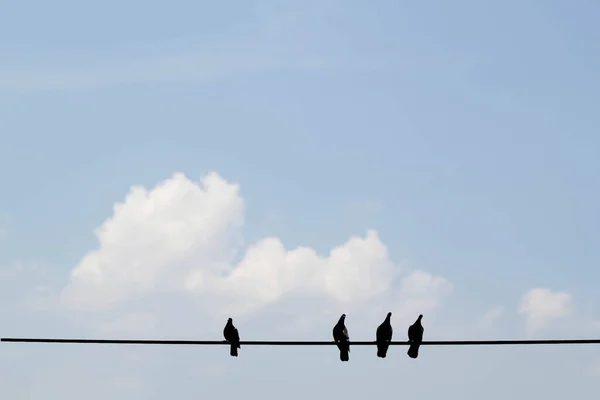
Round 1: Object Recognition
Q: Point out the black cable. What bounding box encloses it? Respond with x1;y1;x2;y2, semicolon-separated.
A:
2;338;599;345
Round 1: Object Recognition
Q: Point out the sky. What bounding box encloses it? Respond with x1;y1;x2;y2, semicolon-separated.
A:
1;0;600;398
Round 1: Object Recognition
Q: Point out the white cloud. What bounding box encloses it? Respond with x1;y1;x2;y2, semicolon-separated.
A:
519;288;573;333
186;229;398;317
61;172;244;312
60;172;452;330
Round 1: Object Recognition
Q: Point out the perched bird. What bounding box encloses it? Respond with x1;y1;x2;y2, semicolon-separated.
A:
333;314;350;362
376;312;393;358
407;314;424;359
223;318;241;357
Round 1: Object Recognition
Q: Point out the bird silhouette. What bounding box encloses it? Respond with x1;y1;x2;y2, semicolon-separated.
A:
376;312;393;358
333;314;350;362
223;318;241;357
407;314;424;359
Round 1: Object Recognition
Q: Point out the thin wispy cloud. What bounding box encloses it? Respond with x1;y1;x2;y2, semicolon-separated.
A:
0;38;318;93
0;0;384;93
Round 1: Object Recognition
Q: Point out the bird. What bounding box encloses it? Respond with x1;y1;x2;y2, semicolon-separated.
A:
332;314;350;362
407;314;424;359
223;317;241;357
376;312;393;358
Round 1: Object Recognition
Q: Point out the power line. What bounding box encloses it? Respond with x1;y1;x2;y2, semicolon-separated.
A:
2;338;600;346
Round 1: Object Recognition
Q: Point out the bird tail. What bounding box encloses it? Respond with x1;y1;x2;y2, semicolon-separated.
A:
230;343;238;357
377;344;388;358
340;348;349;362
407;343;420;359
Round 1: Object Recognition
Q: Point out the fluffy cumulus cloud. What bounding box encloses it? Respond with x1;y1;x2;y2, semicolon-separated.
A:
60;172;453;332
519;288;573;333
6;172;600;400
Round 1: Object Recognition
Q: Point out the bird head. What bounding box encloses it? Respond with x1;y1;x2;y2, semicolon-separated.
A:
417;314;423;320
227;318;233;323
386;312;392;320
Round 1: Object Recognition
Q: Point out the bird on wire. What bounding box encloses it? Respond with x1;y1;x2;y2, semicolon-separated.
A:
333;314;350;362
407;314;424;359
376;312;393;358
223;318;241;357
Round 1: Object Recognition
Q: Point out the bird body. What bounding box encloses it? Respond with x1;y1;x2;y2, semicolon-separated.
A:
223;318;241;357
376;312;393;358
333;314;350;362
407;314;424;359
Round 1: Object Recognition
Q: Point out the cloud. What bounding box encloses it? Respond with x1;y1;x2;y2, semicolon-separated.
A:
0;1;344;94
0;49;289;93
60;172;452;332
61;172;245;312
518;288;573;333
0;1;394;94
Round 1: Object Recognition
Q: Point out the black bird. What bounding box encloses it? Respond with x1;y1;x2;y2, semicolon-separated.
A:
223;318;241;357
407;314;424;359
376;312;393;358
332;314;350;362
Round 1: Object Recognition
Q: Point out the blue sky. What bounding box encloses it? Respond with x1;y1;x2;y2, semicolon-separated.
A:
1;0;600;398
